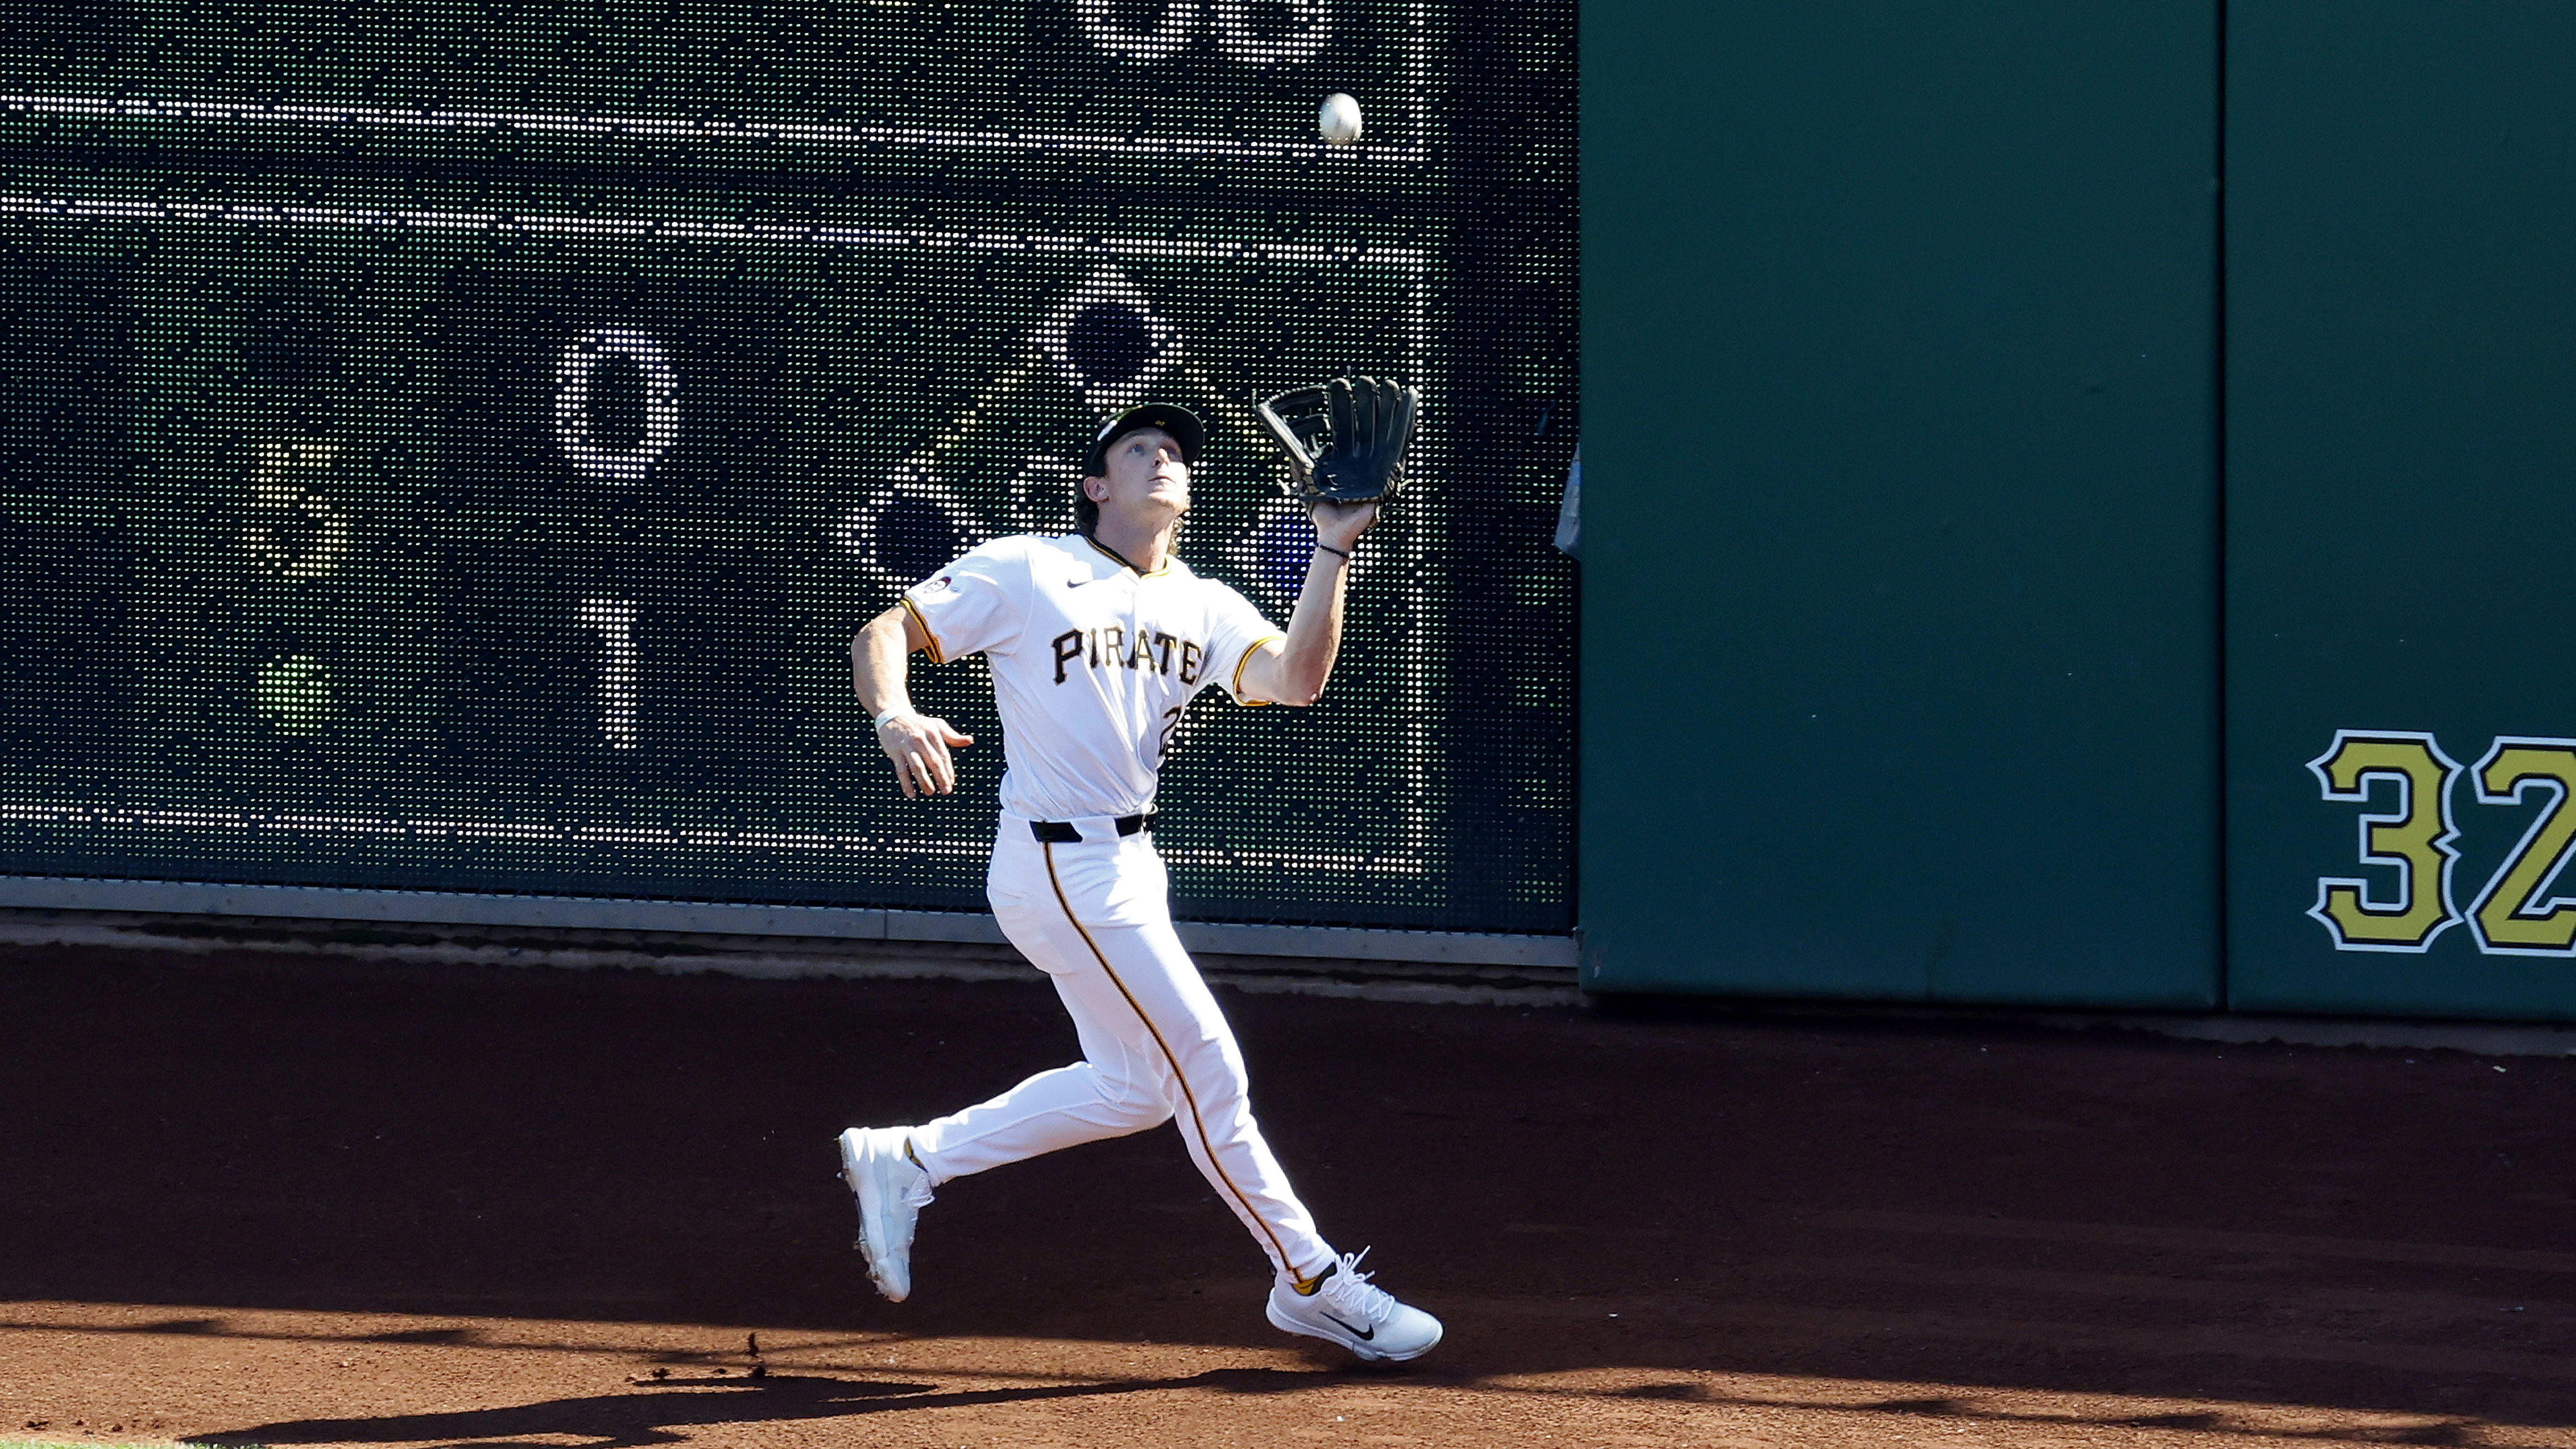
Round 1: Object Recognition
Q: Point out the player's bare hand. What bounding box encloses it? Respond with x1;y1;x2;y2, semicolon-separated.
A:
1311;498;1380;554
877;712;973;798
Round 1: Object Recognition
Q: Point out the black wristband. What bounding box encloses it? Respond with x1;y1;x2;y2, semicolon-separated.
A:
1315;542;1353;561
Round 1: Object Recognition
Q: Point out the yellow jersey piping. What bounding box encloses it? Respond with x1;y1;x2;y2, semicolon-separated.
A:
1232;633;1287;705
898;594;948;665
1041;841;1323;1290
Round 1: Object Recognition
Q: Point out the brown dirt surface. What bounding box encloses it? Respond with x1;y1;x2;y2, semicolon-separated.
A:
5;945;2576;1447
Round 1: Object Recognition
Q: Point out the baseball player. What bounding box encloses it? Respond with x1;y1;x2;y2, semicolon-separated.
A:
838;391;1441;1362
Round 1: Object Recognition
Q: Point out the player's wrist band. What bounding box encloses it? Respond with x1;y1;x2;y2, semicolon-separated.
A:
1314;542;1352;561
872;706;913;730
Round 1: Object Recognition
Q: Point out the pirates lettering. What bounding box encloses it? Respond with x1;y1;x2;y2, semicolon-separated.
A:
1053;624;1211;685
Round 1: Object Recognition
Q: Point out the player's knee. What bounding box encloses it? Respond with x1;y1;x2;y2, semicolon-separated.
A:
1116;1091;1177;1131
1095;1068;1175;1127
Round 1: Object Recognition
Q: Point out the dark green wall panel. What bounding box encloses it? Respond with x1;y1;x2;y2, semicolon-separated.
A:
2228;3;2576;1019
1581;2;2221;1004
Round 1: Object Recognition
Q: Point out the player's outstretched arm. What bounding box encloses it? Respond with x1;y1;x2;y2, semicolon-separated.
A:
852;605;974;797
1240;500;1379;707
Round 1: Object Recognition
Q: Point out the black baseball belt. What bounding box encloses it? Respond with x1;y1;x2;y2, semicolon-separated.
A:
1029;811;1158;844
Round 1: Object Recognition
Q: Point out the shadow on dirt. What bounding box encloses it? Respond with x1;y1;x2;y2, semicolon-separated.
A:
192;1370;1320;1447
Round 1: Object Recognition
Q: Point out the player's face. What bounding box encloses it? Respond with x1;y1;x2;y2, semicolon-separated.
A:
1087;427;1192;522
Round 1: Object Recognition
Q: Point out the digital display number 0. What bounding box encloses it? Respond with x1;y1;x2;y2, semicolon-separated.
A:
556;329;678;483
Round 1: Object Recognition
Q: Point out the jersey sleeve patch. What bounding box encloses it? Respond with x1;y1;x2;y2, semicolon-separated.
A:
902;538;1031;663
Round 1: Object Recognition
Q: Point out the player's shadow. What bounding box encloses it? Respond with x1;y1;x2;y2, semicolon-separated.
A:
191;1367;1315;1447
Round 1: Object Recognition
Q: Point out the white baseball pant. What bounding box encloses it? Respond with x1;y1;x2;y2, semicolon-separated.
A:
904;818;1337;1285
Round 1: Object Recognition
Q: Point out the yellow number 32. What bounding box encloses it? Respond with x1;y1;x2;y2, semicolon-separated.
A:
2309;731;2576;956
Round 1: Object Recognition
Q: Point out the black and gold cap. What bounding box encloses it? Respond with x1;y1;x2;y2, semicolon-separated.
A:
1083;403;1205;477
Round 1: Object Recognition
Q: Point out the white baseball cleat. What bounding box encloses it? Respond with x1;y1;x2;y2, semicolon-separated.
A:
837;1126;935;1303
1265;1248;1443;1362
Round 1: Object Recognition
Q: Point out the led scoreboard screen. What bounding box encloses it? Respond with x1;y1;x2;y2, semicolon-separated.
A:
0;0;1577;933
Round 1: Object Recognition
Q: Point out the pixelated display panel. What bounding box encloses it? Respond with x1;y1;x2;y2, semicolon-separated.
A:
2;0;1430;174
0;0;1576;933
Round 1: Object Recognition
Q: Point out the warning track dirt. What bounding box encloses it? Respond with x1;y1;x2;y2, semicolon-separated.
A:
3;947;2574;1447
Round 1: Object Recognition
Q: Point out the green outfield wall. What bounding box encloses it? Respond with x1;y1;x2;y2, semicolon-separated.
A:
1585;1;2576;1021
1580;1;2224;1005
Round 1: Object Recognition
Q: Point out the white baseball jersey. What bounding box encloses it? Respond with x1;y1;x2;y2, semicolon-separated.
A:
900;533;1285;823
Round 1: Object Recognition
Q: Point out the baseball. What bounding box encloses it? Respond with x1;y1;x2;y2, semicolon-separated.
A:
1318;92;1363;146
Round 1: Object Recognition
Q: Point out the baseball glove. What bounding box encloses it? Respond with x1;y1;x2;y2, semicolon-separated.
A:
1254;375;1419;506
